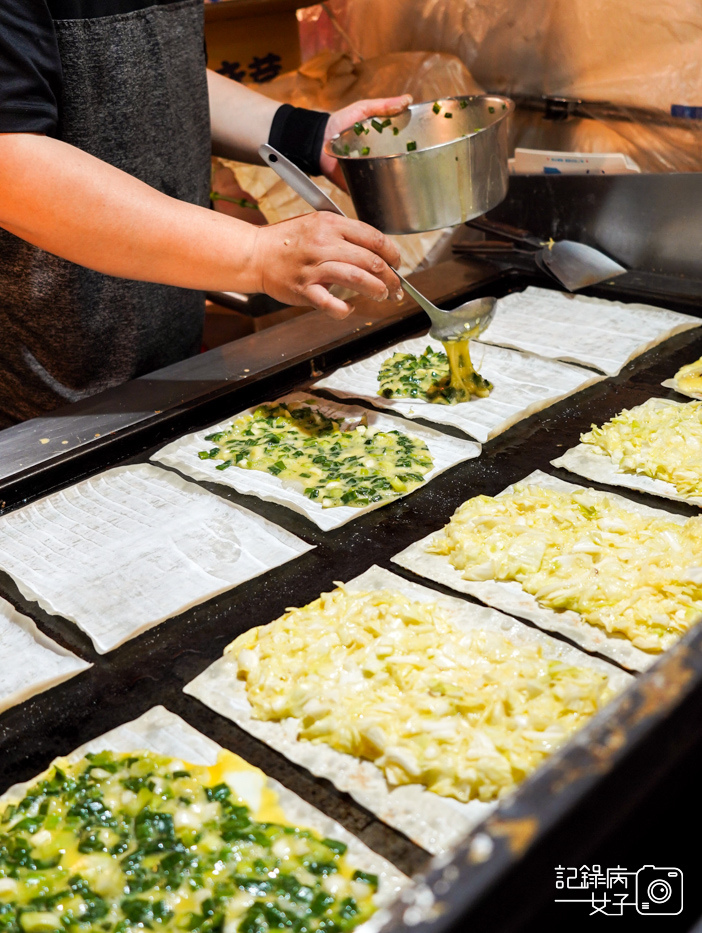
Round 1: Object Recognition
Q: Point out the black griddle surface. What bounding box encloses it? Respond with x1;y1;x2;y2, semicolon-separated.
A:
2;303;702;885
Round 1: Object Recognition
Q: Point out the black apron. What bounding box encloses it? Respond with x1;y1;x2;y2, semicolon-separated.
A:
0;0;210;426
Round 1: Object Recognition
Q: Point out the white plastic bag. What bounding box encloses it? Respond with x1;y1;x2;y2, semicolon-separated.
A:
318;0;702;113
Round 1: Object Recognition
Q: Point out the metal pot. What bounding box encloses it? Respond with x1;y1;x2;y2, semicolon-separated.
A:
325;95;513;234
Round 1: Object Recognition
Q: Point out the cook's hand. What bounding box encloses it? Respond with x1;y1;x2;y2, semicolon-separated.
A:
252;212;402;319
320;95;413;189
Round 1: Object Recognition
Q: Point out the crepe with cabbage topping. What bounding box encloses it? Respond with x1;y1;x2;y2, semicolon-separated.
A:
553;398;702;507
393;470;697;670
185;566;630;852
429;481;702;652
231;587;616;803
667;357;702;399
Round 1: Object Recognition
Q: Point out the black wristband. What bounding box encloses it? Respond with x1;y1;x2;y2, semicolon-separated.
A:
268;103;330;177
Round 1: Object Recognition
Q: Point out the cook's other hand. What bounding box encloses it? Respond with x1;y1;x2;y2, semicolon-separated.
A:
252;212;402;319
321;95;413;189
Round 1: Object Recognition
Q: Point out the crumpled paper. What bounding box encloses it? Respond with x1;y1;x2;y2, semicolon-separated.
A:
258;50;484;112
185;564;631;855
0;464;312;654
298;5;702;172
314;335;603;443
317;0;702;115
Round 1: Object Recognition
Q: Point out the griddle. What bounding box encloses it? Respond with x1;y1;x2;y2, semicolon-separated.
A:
2;246;702;932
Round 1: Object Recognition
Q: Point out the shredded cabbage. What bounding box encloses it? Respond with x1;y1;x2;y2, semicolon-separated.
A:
229;588;615;803
580;397;702;498
432;483;702;651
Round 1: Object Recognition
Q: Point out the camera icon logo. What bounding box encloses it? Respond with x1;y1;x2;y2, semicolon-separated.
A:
636;866;683;915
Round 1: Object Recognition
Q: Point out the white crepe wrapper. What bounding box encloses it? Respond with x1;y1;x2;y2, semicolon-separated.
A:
475;286;700;376
552;444;702;509
0;706;406;910
152;392;480;531
0;595;90;713
185;565;631;855
0;464;313;654
314;337;602;443
553;398;702;507
392;469;692;671
662;376;702;400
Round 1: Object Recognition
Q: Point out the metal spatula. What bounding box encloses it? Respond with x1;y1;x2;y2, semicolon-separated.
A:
259;144;496;342
461;217;627;292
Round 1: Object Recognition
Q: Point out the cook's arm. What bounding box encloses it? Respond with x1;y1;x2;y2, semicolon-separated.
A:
0;132;400;317
207;70;279;162
207;69;412;187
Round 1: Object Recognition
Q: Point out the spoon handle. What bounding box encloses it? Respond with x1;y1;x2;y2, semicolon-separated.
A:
259;144;345;216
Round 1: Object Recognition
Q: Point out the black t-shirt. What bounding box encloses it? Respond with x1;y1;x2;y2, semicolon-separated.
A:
0;0;62;135
0;1;193;137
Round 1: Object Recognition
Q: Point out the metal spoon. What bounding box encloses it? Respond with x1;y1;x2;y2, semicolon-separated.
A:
258;144;496;343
